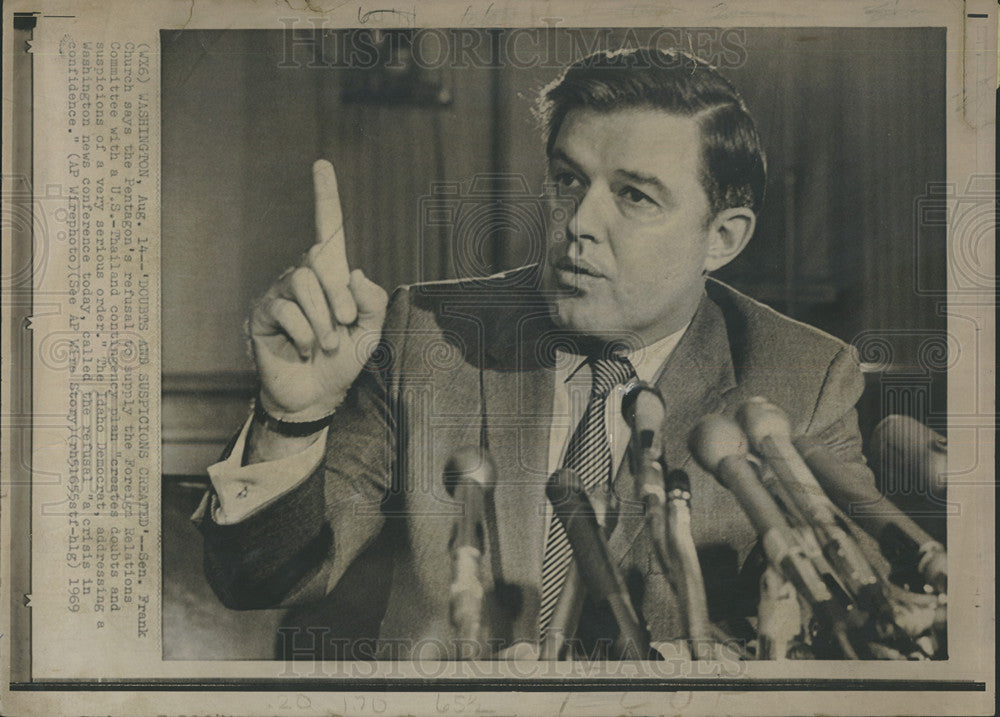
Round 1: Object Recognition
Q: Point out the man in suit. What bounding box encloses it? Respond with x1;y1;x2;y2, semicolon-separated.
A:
195;48;873;659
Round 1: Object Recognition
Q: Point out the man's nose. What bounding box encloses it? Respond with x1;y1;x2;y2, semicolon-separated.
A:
565;186;605;244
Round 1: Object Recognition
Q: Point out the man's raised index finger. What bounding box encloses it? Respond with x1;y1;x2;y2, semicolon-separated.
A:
311;159;355;324
312;159;350;278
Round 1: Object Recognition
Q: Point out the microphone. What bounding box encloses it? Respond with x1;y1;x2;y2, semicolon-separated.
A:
663;469;712;659
794;436;947;595
756;565;801;660
688;414;857;657
443;446;497;646
737;398;885;614
620;382;671;576
870;415;948;509
540;483;613;660
621;385;713;659
539;563;584;660
621;381;666;461
546;468;651;659
754;462;851;607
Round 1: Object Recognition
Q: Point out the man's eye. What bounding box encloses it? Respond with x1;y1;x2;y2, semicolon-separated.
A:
553;171;580;189
619;186;655;205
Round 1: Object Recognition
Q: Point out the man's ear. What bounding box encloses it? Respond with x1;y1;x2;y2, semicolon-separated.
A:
704;207;756;272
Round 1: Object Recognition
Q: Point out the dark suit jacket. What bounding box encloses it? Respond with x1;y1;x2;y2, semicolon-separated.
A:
197;266;874;658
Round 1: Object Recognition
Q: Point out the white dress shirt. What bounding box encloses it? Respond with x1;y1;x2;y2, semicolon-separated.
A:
208;325;688;525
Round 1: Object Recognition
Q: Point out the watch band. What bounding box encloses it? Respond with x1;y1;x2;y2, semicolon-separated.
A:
252;397;335;437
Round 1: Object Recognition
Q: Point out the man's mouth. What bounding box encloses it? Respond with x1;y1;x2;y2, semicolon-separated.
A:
550;257;605;286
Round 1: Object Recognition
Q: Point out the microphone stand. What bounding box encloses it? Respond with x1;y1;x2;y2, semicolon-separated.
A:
546;469;651;660
444;446;496;658
663;469;713;659
540;485;618;660
756;565;800;659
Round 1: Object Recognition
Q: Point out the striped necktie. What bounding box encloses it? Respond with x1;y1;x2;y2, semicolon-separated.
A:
538;354;636;639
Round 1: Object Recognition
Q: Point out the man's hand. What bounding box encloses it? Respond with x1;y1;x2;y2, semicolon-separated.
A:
249;159;389;430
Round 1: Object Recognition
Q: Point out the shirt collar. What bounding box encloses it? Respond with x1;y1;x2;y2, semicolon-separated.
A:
557;322;691;386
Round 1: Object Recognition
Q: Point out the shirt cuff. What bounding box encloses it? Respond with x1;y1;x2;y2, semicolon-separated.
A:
206;414;328;525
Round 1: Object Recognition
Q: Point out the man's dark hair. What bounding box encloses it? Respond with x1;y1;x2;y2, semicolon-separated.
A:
537;47;766;217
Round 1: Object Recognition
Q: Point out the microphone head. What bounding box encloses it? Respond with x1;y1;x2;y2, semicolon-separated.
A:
688;414;750;475
736;396;792;449
621;381;666;434
872;414;947;453
443;445;497;495
870;415;947;501
545;467;587;514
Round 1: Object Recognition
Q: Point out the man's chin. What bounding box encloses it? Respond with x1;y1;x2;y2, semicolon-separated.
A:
546;297;635;346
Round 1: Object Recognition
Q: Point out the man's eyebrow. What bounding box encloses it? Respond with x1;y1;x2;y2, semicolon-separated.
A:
548;149;672;200
617;169;670;198
547;148;585;174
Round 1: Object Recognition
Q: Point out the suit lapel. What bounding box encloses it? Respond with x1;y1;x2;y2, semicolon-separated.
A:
480;301;556;613
608;290;738;560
